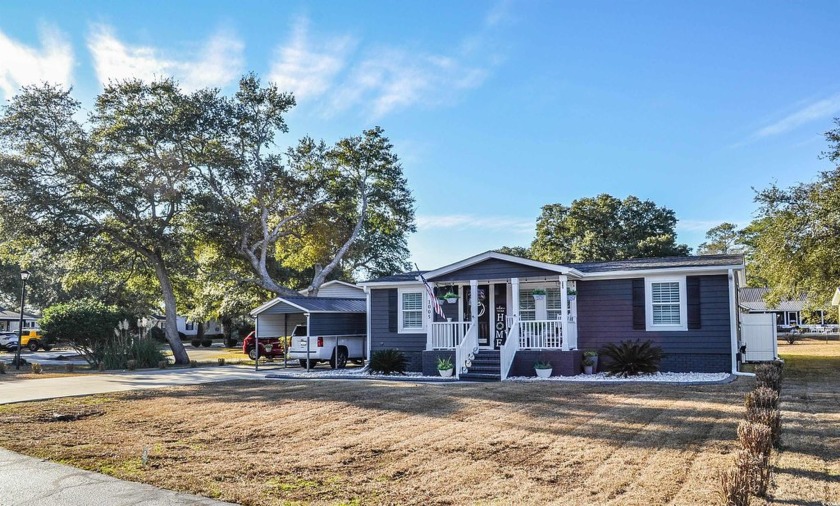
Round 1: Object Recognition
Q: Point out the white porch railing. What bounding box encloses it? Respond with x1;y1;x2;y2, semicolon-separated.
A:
429;321;469;349
518;319;563;349
454;322;478;379
500;316;520;380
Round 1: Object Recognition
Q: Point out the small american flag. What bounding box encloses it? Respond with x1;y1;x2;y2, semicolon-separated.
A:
418;270;445;320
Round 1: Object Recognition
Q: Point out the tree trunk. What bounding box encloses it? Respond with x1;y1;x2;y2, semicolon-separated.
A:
197;321;205;341
150;252;190;364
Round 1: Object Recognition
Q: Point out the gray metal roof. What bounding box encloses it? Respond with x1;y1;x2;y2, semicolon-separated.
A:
565;254;745;273
251;296;366;316
0;310;39;321
739;287;807;312
362;270;426;283
362;254;744;283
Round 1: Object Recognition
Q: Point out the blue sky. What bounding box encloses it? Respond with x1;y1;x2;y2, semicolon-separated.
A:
1;1;838;270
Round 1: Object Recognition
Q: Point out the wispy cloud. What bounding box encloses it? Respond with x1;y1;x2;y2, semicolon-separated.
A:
0;24;73;99
677;219;749;233
417;214;533;234
268;18;354;102
268;3;506;119
752;93;840;139
87;25;244;91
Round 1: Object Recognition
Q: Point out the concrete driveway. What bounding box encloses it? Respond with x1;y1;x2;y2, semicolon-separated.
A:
0;448;234;505
0;366;268;405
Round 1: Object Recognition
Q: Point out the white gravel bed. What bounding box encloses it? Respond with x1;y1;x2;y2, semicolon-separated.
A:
263;366;457;380
508;371;732;383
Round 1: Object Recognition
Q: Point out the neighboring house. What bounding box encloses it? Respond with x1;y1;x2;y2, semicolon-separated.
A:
359;251;747;380
738;287;824;327
150;315;223;336
0;308;39;332
299;280;365;298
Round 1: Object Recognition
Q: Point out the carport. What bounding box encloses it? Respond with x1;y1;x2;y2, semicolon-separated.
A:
249;295;367;354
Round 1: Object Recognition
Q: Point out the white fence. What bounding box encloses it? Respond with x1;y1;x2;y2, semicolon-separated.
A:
429;321;470;349
454;323;478;379
518;320;563;349
500;317;520;380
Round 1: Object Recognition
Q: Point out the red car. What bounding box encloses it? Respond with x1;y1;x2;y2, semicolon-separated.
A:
242;331;286;360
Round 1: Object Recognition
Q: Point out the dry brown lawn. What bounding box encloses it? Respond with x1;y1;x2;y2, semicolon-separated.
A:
0;341;837;505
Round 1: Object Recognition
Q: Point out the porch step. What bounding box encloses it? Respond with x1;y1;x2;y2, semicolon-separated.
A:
461;350;501;382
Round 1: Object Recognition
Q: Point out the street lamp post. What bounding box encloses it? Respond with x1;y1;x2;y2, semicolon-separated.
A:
15;270;31;371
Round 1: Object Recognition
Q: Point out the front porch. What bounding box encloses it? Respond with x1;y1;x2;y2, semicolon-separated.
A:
423;275;581;380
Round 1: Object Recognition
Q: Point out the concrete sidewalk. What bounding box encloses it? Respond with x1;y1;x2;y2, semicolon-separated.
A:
0;366;268;405
0;448;235;505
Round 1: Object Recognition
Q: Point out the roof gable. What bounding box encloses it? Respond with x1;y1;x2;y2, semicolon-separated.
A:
424;251;580;282
251;296;365;316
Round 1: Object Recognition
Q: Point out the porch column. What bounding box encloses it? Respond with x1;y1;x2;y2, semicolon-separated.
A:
560;275;569;351
470;279;479;326
511;277;520;320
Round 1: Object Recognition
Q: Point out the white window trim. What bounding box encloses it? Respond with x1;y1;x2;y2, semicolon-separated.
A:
645;276;687;331
398;287;426;334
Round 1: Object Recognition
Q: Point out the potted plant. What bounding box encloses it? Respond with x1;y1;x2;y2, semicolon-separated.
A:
532;289;547;301
534;360;552;378
437;356;454;377
567;287;577;301
583;350;598;372
583;357;595;374
442;291;459;303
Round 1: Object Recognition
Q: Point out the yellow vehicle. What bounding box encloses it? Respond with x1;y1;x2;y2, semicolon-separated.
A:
19;330;52;352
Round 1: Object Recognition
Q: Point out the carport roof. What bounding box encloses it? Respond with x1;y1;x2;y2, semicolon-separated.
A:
250;296;366;316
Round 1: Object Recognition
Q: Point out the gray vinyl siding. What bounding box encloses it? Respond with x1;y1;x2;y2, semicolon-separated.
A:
577;274;731;372
370;288;426;371
428;258;561;282
314;284;364;298
309;313;366;336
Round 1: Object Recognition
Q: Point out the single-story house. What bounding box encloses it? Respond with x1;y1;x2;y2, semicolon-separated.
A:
300;280;365;298
739;287;825;327
358;251;747;380
150;315;223;336
0;308;39;332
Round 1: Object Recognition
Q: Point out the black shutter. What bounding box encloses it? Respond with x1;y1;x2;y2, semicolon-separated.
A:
388;289;398;333
687;276;701;329
632;278;645;330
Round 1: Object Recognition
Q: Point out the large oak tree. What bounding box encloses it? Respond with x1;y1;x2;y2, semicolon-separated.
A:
530;194;689;264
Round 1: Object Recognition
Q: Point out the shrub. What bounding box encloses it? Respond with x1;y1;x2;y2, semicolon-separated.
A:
126;359;137;371
217;358;226;366
599;339;663;377
368;349;407;375
40;299;129;367
0;362;5;374
148;326;166;343
534;361;552;370
755;363;783;393
717;461;752;506
158;360;168;369
745;386;779;411
190;360;199;368
746;407;782;448
31;363;43;374
737;421;772;459
734;447;772;498
436;356;453;370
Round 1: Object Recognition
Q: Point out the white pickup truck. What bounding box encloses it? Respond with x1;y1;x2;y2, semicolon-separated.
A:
287;325;366;369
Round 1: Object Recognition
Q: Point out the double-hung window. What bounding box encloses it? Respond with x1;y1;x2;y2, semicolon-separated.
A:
645;277;687;331
519;289;536;321
546;288;563;321
399;289;424;333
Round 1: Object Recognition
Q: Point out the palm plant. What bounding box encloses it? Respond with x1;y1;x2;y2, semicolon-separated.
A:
599;339;663;377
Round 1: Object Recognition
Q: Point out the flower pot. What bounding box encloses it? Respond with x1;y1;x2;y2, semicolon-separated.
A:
535;368;552;378
445;298;458;304
584;365;594;375
567;294;576;301
533;294;546;301
439;368;454;377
